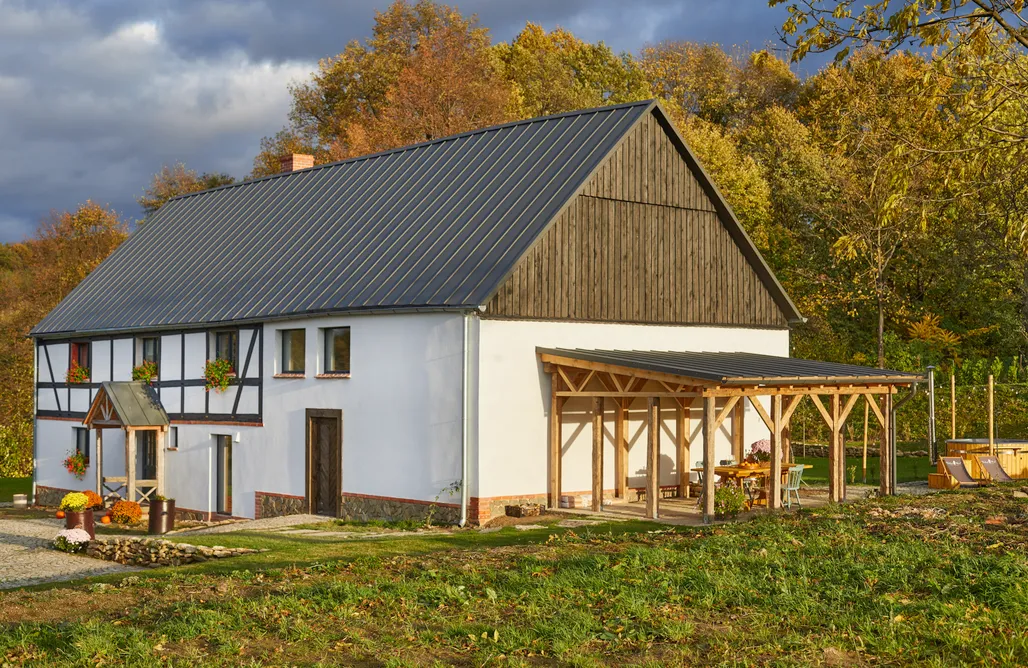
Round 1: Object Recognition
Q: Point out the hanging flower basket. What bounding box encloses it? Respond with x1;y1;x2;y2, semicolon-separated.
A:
203;359;234;393
63;451;87;480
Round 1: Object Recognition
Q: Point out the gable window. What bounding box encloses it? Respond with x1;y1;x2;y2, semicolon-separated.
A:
323;327;350;375
140;337;159;364
280;329;305;374
214;330;238;372
74;427;90;465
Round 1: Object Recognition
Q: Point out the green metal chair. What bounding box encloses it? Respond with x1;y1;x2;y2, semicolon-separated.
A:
782;464;804;509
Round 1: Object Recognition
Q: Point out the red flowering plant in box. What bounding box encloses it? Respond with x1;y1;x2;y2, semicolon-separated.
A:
132;360;158;385
66;360;90;384
63;451;87;480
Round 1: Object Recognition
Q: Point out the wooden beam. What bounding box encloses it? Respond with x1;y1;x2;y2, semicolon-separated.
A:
556;391;701;398
950;373;956;440
712;395;740;432
768;395;783;510
828;395;841;503
880;394;893;496
548;379;563;509
94;427;103;497
749;395;773;431
988;374;995;455
646;397;660;520
781;394;804;426
539;353;716;388
677;399;690;499
156;428;166;498
839;393;861;425
865;393;886;426
702;396;716;523
732;400;745;463
614;403;627;499
808;394;833;428
592;397;603;512
702;385;902;398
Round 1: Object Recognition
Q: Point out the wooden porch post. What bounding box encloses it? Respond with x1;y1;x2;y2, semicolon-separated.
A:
94;427;103;496
548;383;563;510
732;400;745;463
126;427;136;503
829;395;841;504
676;399;691;499
702;395;716;523
592;397;603;512
156;427;166;497
880;393;893;496
768;395;783;510
614;401;627;499
646;397;660;520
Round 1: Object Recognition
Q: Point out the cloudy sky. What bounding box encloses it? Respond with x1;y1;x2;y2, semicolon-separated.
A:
0;0;798;243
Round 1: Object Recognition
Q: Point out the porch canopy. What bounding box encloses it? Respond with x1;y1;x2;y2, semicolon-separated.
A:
83;381;170;504
538;348;922;523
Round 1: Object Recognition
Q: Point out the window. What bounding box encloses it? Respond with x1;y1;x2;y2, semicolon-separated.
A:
215;434;232;515
168;426;178;451
140;337;159;364
74;427;89;464
323;327;350;375
214;330;238;372
280;329;305;374
138;431;157;480
70;341;90;373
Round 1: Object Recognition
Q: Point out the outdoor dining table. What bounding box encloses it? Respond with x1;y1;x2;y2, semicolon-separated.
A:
691;464;812;509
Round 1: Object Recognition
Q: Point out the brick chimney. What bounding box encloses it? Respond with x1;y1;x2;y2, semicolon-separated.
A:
279;153;314;173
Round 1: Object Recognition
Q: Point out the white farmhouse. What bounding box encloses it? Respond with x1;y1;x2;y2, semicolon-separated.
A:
31;100;919;524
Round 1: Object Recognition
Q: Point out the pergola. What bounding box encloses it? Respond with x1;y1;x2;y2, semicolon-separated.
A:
538;348;922;523
83;381;170;504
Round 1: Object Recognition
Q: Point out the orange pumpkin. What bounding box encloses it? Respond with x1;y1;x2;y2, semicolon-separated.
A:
100;515;111;524
55;510;65;519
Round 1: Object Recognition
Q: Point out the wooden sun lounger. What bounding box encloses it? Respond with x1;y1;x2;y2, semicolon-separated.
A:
938;456;981;488
974;455;1015;483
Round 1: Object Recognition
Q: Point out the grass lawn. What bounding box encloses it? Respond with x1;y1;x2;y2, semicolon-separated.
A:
0;476;30;503
4;491;1028;665
796;456;933;486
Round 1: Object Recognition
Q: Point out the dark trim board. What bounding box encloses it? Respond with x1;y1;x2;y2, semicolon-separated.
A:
37;409;262;423
479;314;791;330
38;378;260;390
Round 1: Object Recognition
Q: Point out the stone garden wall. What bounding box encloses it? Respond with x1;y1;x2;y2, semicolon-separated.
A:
339;493;460;525
86;537;260;567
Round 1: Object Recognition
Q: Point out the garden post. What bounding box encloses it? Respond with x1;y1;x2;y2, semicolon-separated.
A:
702;395;716;523
769;395;783;510
94;427;103;496
646;397;660;520
592;396;603;512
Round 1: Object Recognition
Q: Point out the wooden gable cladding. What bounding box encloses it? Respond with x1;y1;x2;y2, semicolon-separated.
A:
483;109;790;328
579;110;715;211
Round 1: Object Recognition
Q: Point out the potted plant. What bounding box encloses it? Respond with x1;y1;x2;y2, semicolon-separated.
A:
53;528;91;554
60;492;95;539
82;489;105;511
66;360;90;384
132;360;159;384
713;485;746;521
63;451;87;480
203;358;234;393
148;495;176;535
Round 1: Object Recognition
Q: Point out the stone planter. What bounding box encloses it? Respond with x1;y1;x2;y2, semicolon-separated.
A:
65;508;95;539
148;499;176;535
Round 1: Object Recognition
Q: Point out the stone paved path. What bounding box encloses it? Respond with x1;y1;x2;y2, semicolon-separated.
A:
174;513;326;536
0;518;139;590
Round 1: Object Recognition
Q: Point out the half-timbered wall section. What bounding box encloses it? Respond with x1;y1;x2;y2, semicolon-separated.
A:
484;109;789;328
35;326;263;424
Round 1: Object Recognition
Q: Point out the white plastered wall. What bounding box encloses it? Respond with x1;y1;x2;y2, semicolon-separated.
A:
474;319;789;500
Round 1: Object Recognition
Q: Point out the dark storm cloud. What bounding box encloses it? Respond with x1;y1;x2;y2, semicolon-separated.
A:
0;0;791;243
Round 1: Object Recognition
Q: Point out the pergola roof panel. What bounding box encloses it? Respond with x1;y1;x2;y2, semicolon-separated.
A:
538;348;922;386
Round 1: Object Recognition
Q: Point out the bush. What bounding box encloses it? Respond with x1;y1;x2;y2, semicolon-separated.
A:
81;489;104;510
109;500;142;524
60;492;89;512
53;528;91;553
0;420;32;478
714;485;746;519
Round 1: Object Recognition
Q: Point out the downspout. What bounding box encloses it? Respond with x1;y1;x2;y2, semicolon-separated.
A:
890;381;920;495
459;311;472;527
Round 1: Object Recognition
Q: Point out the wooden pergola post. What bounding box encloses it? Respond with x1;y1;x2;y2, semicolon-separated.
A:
702;395;716;523
950;373;956;441
156;427;167;497
732;400;745;463
768;395;783;509
94;427;104;496
880;393;893;496
126;427;136;503
591;396;603;512
646;397;660;519
676;399;691;499
988;374;995;455
548;382;563;509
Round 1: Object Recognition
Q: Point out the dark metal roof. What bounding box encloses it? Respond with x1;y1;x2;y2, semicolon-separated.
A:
538;348;923;386
96;381;169;427
33;101;654;336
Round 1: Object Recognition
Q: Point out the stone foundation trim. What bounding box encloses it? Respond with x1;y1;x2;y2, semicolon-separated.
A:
339;492;460;525
255;490;307;519
34;485;77;507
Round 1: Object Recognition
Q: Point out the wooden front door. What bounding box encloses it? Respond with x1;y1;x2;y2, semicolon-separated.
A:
306;409;342;517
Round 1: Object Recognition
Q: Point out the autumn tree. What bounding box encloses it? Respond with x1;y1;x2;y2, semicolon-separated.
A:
494;24;651;118
138;163;235;216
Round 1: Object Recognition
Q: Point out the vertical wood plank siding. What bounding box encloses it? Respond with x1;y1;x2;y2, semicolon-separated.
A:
484;111;788;328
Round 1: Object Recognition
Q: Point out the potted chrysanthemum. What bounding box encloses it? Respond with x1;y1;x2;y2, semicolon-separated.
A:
60;492;95;539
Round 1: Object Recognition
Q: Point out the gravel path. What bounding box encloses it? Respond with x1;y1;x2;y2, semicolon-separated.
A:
0;518;140;590
175;513;327;535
